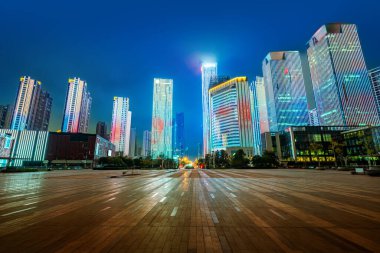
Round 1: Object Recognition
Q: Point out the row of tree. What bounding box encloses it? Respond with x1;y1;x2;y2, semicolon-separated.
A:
198;150;279;169
96;156;177;169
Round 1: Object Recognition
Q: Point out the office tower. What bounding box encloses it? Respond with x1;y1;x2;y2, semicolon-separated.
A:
0;105;14;129
253;76;269;134
151;78;173;159
308;108;320;126
249;77;264;156
209;77;254;156
110;97;131;156
201;63;217;157
11;76;52;131
307;23;380;126
142;130;151;157
96;121;108;139
369;67;380;117
61;77;92;133
129;128;136;157
126;111;132;155
263;51;309;132
173;112;185;157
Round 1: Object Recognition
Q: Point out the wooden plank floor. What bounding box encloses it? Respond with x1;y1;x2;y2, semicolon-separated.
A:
0;169;379;253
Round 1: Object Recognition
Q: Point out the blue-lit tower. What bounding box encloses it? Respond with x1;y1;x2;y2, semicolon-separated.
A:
307;23;380;126
263;51;309;132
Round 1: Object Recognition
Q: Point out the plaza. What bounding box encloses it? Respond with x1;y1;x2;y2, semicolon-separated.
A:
0;169;379;252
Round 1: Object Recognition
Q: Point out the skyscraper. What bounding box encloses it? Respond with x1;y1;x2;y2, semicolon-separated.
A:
32;90;52;131
173;112;185;157
209;77;254;156
249;77;265;155
369;67;380;117
263;51;309;132
151;78;173;159
110;97;131;156
308;108;320;126
0;105;14;129
253;76;269;134
142;130;151;157
11;76;52;131
307;23;380;126
62;77;92;133
201;63;217;157
96;121;108;139
129;128;136;157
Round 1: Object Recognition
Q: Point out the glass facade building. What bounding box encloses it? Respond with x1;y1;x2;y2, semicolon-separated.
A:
307;23;380;126
263;51;309;132
369;67;380;117
62;77;92;133
201;63;217;157
110;97;131;156
0;129;49;167
209;77;254;156
343;126;380;164
151;78;173;159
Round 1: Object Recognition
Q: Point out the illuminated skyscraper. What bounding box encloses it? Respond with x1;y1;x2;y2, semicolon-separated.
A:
151;78;173;159
62;77;92;133
307;23;380;126
209;77;253;156
142;130;151;157
253;76;269;134
11;76;52;131
110;97;131;156
201;63;217;157
249;77;266;155
369;67;380;117
263;51;309;132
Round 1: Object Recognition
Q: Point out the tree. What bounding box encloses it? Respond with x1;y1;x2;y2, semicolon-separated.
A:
262;151;279;167
251;155;263;167
122;157;133;168
309;142;323;167
142;156;152;168
361;135;376;166
230;149;249;168
205;154;212;169
215;150;229;168
330;140;344;167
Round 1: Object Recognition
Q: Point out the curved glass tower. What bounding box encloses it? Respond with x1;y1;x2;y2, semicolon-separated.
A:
209;77;253;156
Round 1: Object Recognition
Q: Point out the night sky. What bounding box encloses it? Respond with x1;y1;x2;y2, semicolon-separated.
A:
1;0;379;158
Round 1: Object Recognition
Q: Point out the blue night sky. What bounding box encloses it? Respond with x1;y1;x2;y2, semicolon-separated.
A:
0;0;379;158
